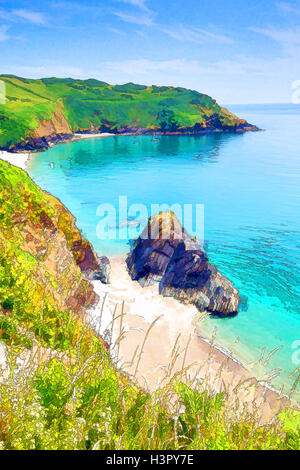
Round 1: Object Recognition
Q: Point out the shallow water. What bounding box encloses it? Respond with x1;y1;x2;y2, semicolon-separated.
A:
28;104;300;398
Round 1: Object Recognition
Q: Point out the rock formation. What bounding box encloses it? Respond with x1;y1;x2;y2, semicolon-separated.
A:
126;211;240;316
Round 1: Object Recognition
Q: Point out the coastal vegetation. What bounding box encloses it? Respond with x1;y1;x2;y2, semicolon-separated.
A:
0;75;256;150
0;159;299;450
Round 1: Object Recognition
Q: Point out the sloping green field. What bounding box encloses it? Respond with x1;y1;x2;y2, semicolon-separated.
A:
0;75;250;149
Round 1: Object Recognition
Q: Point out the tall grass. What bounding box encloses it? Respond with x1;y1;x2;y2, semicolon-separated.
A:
0;297;299;451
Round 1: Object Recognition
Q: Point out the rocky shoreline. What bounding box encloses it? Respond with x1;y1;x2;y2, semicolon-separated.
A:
0;120;259;153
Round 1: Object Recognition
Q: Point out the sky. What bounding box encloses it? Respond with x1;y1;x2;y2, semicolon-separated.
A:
1;0;300;103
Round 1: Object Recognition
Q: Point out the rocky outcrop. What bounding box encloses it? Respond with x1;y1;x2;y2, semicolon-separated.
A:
10;133;75;152
126;211;240;316
31;108;72;138
114;120;258;136
126;211;187;286
9;105;75;152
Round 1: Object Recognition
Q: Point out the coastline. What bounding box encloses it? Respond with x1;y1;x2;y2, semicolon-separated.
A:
0;122;260;155
88;256;293;422
0;132;117;168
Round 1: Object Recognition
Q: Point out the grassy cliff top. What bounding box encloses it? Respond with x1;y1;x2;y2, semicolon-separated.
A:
0;75;252;149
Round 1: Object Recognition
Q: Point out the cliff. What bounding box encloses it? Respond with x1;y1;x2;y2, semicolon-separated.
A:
0;75;258;151
0;159;108;348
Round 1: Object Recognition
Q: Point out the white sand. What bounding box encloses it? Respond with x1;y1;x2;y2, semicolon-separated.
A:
0;150;31;170
88;257;292;422
73;132;115;140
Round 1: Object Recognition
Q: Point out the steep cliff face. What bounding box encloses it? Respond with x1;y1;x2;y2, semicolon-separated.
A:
31;107;72;139
0;160;108;347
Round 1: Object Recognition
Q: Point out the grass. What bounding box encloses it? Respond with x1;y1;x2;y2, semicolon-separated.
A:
0;75;248;149
0;313;299;450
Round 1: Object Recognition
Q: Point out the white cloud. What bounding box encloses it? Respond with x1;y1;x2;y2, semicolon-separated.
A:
0;8;47;26
12;9;47;25
102;57;242;76
276;1;300;14
4;56;300;103
0;10;11;21
113;0;154;26
116;0;149;12
250;26;300;46
114;11;154;26
102;58;201;75
100;56;273;77
0;24;9;41
51;2;103;16
160;25;234;45
3;65;86;78
107;26;127;36
4;57;274;81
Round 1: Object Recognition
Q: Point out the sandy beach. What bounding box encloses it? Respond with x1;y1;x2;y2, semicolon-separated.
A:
88;256;293;423
0;133;116;169
73;132;116;140
0;150;31;170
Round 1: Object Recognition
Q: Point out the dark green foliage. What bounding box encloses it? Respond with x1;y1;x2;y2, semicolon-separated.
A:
157;109;179;131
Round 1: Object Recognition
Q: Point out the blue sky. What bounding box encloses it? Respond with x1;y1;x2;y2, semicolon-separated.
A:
1;0;300;103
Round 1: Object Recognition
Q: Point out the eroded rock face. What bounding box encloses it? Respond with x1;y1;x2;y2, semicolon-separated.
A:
126;211;187;287
71;240;110;284
160;244;240;316
87;255;111;284
126;211;240;316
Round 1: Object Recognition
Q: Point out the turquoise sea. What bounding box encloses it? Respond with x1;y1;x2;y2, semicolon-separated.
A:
28;104;300;398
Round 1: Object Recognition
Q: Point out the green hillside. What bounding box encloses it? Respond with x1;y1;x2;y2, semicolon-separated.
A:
0;75;255;150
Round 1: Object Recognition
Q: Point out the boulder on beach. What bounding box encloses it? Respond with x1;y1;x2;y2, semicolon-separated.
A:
126;211;240;316
126;211;187;286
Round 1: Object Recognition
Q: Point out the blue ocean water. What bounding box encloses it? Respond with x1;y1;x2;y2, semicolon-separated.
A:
27;104;300;398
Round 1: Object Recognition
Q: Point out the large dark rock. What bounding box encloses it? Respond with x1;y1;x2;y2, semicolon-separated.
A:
126;211;240;316
126;211;188;286
159;242;240;316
